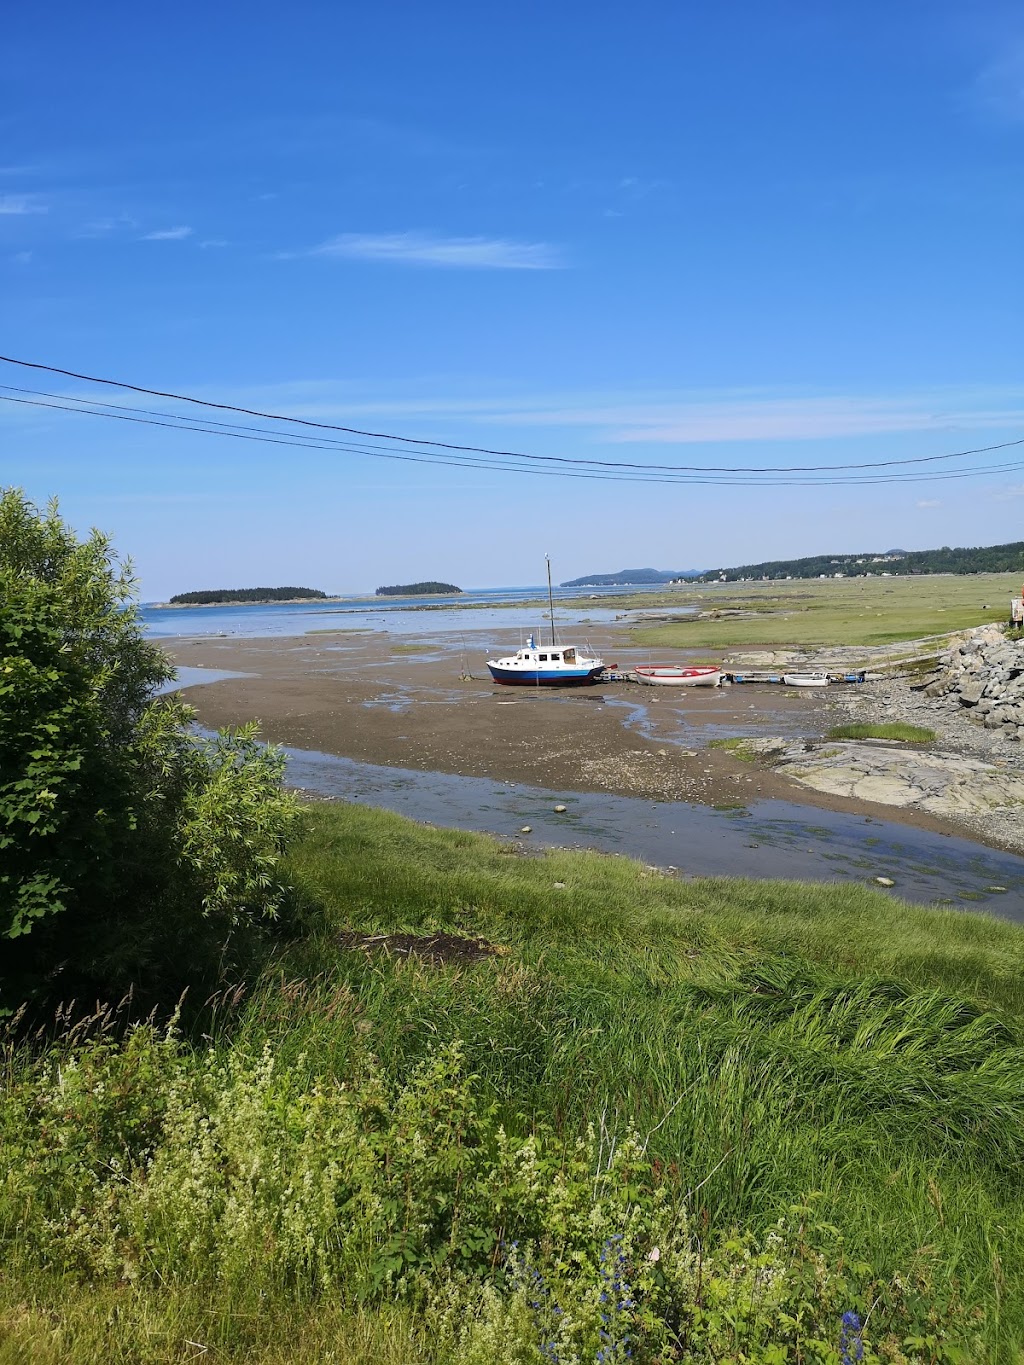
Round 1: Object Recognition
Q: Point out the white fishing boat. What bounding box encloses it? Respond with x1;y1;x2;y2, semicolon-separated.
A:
486;558;605;686
632;665;722;687
782;672;831;687
487;634;606;686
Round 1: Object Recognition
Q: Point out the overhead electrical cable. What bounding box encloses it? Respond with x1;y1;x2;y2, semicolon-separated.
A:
5;391;1024;488
2;353;1023;476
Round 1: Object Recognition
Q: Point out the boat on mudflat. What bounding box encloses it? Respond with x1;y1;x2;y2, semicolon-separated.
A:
487;634;606;686
487;555;606;686
782;672;831;687
632;665;722;687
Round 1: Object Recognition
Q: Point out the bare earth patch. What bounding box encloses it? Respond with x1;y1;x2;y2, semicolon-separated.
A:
337;930;505;965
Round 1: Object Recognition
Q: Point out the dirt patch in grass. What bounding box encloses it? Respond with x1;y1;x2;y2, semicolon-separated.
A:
337;930;506;965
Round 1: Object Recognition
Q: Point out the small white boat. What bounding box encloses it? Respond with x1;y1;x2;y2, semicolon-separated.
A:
632;665;722;687
782;672;830;688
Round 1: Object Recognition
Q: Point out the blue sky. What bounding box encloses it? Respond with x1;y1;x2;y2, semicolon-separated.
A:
3;1;1023;597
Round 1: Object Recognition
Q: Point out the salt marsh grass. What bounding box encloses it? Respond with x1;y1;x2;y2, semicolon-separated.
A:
4;802;1024;1360
825;723;937;742
631;572;1019;649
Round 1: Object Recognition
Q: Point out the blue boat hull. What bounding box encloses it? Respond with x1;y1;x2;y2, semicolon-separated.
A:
487;665;604;686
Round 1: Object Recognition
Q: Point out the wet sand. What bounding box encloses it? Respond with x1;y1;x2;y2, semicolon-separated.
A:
164;624;991;848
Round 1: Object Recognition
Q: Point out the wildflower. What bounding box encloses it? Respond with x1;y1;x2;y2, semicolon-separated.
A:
648;1246;660;1263
840;1311;864;1365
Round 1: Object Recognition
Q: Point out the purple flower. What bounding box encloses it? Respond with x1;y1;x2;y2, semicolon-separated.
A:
840;1311;863;1365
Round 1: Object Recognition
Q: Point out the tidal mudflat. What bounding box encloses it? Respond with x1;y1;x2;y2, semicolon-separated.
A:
164;616;1024;879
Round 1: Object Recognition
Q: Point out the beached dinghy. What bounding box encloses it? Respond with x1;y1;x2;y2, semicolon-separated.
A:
782;672;831;687
632;665;722;687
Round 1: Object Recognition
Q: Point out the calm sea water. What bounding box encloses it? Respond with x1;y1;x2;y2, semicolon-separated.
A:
140;583;683;638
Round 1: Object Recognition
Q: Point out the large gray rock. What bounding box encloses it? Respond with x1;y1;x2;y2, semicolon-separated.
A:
958;679;986;705
776;743;1024;815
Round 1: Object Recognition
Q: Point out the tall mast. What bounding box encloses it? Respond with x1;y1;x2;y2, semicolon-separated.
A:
546;554;556;646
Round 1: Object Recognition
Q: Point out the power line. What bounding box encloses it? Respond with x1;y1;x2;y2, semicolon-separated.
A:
5;390;1024;488
2;352;1023;476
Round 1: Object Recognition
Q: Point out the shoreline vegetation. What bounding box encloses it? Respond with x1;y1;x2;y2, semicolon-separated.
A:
562;539;1024;589
696;537;1024;583
6;802;1024;1360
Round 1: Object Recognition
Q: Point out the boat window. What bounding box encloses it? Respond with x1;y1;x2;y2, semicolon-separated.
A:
539;653;547;662
550;653;560;662
563;649;575;662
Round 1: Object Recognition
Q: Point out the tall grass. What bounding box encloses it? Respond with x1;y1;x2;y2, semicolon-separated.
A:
826;722;936;743
4;801;1024;1359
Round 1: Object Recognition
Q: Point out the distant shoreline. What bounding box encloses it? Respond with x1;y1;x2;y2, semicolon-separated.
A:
144;589;464;611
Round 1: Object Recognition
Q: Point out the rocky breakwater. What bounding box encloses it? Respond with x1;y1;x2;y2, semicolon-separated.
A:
913;625;1024;744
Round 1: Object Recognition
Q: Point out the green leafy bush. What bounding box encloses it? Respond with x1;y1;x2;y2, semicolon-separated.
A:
0;490;297;1009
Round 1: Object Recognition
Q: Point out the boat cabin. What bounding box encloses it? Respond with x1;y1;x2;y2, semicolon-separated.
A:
511;645;577;665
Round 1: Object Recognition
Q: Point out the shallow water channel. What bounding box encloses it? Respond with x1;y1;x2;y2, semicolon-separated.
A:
283;743;1024;921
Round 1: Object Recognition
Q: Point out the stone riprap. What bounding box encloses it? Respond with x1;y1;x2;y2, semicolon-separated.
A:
912;625;1024;743
779;623;1024;851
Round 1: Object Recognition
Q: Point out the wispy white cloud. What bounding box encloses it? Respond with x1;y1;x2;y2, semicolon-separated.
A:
995;483;1024;501
199;238;229;249
10;250;33;264
27;372;1021;459
203;381;1024;449
142;225;193;241
916;499;942;509
0;194;46;215
592;394;1024;445
304;230;564;270
76;215;139;238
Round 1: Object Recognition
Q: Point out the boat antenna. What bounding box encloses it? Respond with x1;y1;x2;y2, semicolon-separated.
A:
546;554;556;646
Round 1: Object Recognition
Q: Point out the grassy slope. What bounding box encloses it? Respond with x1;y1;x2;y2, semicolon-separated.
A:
6;801;1024;1360
628;572;1019;649
281;807;1024;1334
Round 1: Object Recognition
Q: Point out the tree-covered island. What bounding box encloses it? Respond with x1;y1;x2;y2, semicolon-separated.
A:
168;587;328;605
375;581;462;596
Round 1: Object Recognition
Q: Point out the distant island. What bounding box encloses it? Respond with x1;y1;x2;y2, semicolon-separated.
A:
168;587;328;605
560;567;704;587
697;539;1024;583
376;582;462;596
